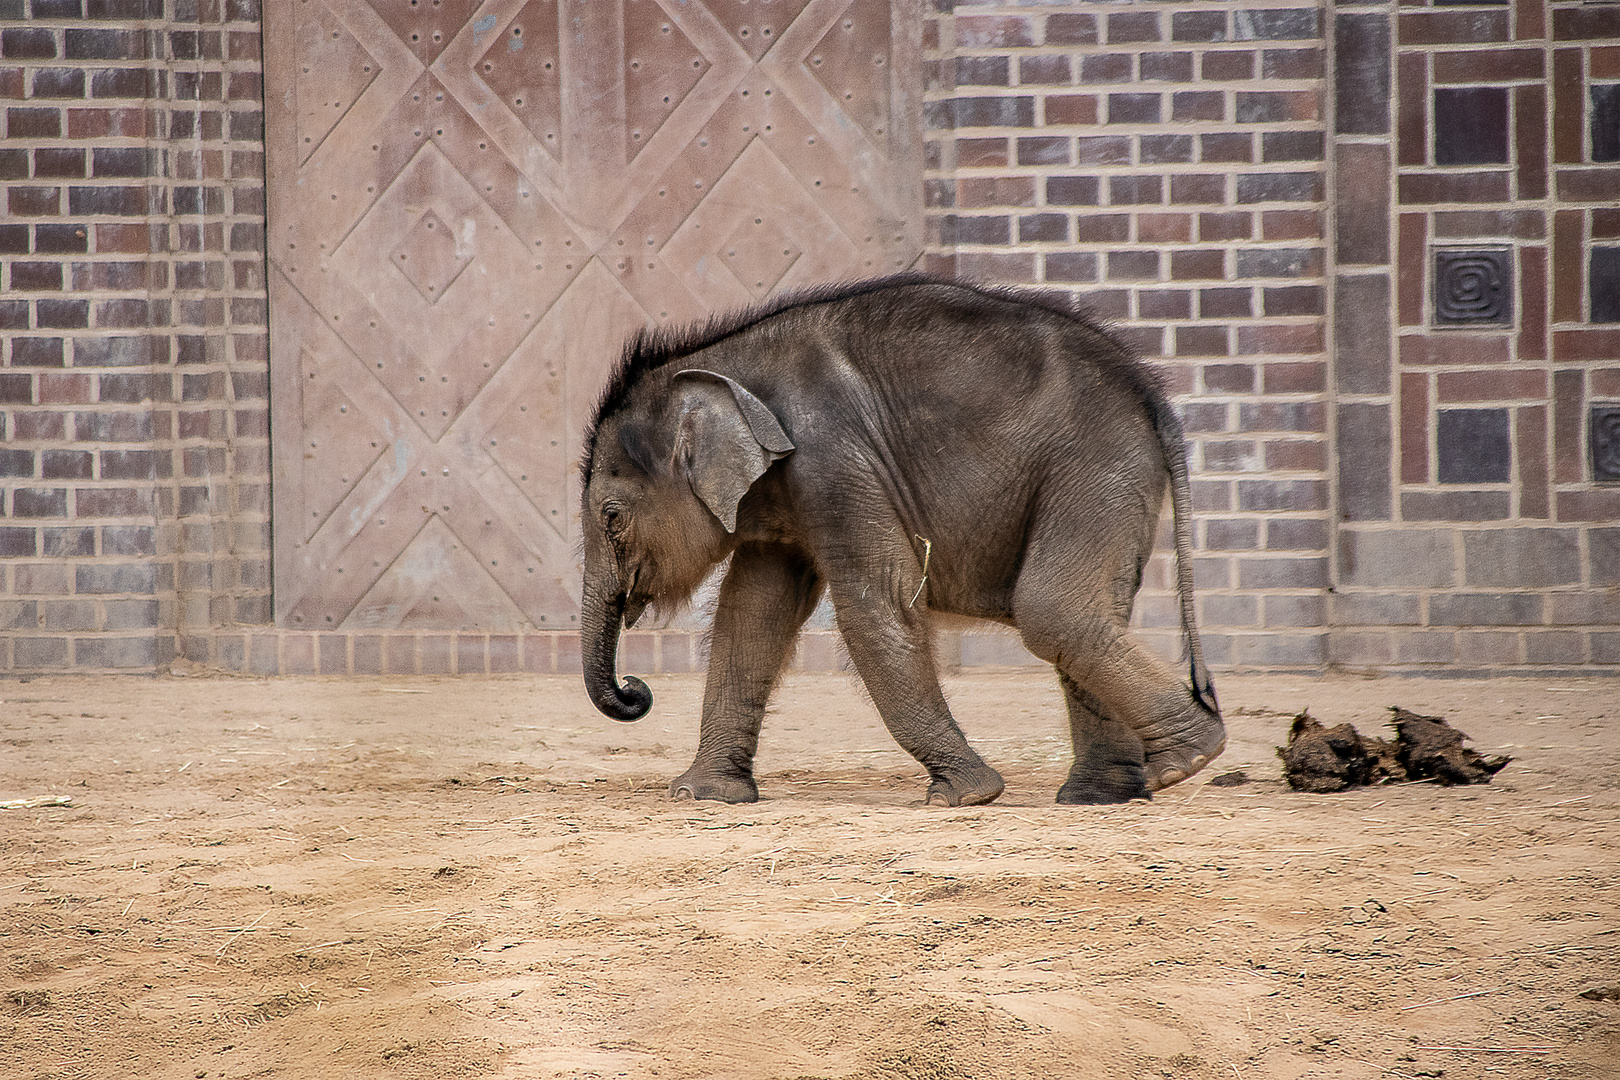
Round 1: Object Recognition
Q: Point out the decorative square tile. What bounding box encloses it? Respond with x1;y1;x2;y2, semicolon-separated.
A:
1437;408;1511;484
1434;247;1512;326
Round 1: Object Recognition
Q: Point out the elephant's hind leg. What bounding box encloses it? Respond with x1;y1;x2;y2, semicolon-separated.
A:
1055;673;1148;803
670;543;823;803
1014;545;1224;797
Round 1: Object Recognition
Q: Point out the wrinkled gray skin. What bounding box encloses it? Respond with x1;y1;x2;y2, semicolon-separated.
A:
580;276;1223;806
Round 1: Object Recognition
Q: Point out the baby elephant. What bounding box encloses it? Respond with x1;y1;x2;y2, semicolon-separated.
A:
578;275;1223;806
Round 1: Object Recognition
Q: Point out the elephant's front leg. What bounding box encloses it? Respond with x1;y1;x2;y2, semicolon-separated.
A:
670;543;823;803
826;574;1004;808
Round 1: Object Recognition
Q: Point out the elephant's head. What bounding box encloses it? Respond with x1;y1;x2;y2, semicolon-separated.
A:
580;368;795;721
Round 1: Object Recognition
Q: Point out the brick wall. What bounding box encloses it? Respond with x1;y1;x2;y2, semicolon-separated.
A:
918;0;1618;675
0;0;270;672
2;0;1616;675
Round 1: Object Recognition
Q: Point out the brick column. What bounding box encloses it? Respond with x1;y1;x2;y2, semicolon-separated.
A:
0;0;269;673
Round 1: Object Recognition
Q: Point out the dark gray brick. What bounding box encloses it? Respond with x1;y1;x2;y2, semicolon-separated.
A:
1462;529;1581;587
1430;593;1544;628
1339;529;1455;588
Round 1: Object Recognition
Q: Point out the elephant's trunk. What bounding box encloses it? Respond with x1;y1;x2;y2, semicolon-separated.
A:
580;578;653;722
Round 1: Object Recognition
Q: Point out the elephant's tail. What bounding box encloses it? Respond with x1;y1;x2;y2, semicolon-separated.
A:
1150;400;1218;713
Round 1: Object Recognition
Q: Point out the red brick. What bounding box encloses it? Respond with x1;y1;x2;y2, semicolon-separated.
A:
1553;7;1620;40
1204;363;1255;393
1518;245;1547;361
1201;51;1254;81
1594;209;1620;239
1260;210;1320;242
7;106;62;137
1263;362;1327;395
1594;47;1620;80
227;31;261;62
1400;371;1429;484
8;186;63;216
1044;95;1097;125
1397;171;1511;205
1432;48;1543;84
1542;369;1581;482
1234;90;1319;123
957;138;1008;167
1139;289;1190;319
1399;10;1509;45
1552;49;1582;164
96;222;164;253
1396;213;1426;327
1237;324;1323;356
1556;490;1620;523
1044;12;1097;46
1074;215;1129;243
1517;405;1549;520
1199;288;1252;319
1171;91;1224;122
1200;132;1253;163
66;107;157;138
1398;334;1512;366
1106;11;1161;44
1262;48;1323;81
38;373;91;404
1594;370;1620;398
1553;329;1620;362
1335;143;1390;264
956;16;1034;48
1074;135;1131;165
1396;53;1426;167
1169;174;1224;204
958;176;1035;208
1169;248;1223;279
1137;213;1192;243
1515;84;1547;200
1437;370;1547;402
1175;326;1229;357
1516;0;1545;40
1263;439;1327;472
1552;209;1582;324
1199;211;1252;241
1555;170;1620;203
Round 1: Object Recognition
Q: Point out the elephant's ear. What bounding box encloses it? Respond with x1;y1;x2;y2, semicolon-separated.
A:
671;369;794;532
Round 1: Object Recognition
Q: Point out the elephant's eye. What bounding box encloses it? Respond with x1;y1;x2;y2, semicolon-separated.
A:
602;505;624;536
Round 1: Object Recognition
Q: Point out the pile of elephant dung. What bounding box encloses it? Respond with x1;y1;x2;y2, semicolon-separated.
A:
1278;706;1511;793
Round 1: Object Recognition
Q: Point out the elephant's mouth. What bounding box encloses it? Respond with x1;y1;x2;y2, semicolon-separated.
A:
622;592;650;629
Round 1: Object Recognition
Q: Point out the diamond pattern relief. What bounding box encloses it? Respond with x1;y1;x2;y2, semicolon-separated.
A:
296;1;381;164
476;0;563;157
806;0;890;142
661;136;861;310
704;0;811;61
390;209;474;302
267;0;921;631
624;0;712;160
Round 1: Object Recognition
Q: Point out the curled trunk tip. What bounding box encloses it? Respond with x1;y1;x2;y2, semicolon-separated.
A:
595;673;653;722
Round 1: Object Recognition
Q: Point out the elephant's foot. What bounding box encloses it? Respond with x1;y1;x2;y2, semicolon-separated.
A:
1057;760;1149;805
669;763;759;804
924;763;1005;807
1140;705;1227;792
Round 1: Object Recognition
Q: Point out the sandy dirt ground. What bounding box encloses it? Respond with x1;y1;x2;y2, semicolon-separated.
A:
2;669;1617;1080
